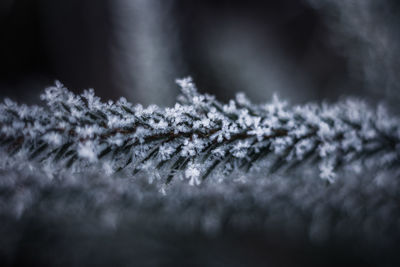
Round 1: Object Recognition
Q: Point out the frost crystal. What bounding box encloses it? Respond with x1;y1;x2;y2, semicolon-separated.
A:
319;161;336;183
0;77;399;184
158;144;176;160
78;142;97;162
43;132;62;146
185;162;201;186
231;141;251;158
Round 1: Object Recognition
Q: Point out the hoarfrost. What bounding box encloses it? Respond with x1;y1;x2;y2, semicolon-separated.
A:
0;77;399;184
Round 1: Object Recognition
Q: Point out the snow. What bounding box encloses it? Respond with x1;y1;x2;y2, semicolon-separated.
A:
77;141;97;162
158;144;176;160
185;162;201;186
43;132;62;146
319;161;336;183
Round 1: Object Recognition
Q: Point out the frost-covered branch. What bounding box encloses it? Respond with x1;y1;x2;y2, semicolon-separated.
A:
0;78;399;185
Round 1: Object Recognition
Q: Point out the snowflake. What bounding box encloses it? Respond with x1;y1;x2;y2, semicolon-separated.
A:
76;125;99;138
43;132;62;146
181;139;196;157
158;144;176;160
231;140;251;158
319;161;336;183
82;88;101;110
185;162;201;186
77;141;97;162
248;126;272;141
176;77;197;98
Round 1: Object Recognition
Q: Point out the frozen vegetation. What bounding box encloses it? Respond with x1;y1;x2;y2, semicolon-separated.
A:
0;77;399;187
0;78;400;266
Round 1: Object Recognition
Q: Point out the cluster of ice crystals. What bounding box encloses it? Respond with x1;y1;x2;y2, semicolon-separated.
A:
77;141;97;163
176;77;197;98
231;140;252;158
43;132;63;146
158;144;176;160
181;138;197;157
1;77;400;185
319;160;336;183
185;161;201;186
82;88;101;110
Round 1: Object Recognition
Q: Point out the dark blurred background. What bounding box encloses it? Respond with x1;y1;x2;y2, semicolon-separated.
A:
0;0;399;107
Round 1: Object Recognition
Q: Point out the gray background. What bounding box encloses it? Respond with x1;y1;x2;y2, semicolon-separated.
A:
0;0;399;108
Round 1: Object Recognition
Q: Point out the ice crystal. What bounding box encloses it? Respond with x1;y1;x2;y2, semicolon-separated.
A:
319;160;336;183
0;77;399;186
185;162;201;186
77;142;97;163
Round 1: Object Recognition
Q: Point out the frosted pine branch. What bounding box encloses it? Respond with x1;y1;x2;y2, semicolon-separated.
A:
0;77;399;185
